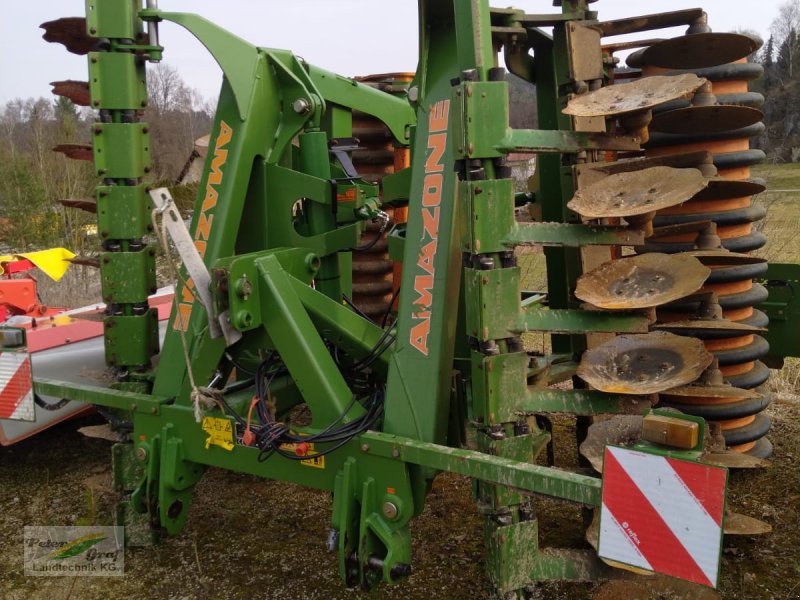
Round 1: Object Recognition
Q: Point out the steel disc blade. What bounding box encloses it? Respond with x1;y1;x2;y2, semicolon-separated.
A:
692;177;766;201
57;198;97;213
568;166;707;218
52;143;93;161
641;32;761;70
685;249;767;266
563;74;706;118
660;384;758;401
40;17;94;55
579;415;643;473
67;256;100;268
653;319;765;334
576;253;709;309
700;451;769;468
50;80;90;106
723;511;772;535
577;331;713;394
650;105;763;135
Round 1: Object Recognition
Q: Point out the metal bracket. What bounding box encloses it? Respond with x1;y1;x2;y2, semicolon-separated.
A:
149;188;240;346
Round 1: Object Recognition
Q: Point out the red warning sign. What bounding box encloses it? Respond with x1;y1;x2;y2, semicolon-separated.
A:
0;351;35;421
598;446;727;588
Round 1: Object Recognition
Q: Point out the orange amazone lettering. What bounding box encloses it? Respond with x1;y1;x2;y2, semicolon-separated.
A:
417;240;437;276
425;132;446;173
173;121;233;331
422;207;440;240
408;99;450;355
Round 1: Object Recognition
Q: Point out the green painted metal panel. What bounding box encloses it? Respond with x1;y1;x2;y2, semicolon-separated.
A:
383;4;462;445
100;247;157;303
485;518;539;592
89;52;148;110
473;351;529;424
96;184;153;241
86;0;138;39
92;122;151;179
464;267;520;340
463;178;516;255
103;310;160;367
452;81;507;160
758;262;800;364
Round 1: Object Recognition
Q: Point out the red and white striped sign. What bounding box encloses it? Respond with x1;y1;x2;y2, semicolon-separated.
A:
598;446;727;588
0;351;35;422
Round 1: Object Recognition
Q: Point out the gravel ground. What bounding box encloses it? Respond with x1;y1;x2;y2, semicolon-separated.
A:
1;395;798;600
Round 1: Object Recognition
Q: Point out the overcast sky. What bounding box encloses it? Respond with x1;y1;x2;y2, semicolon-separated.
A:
0;1;780;107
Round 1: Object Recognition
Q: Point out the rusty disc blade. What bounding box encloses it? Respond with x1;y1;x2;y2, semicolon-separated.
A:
723;510;772;535
563;74;706;117
576;253;709;310
577;331;713;395
700;451;769;468
40;17;94;55
50;80;90;106
692;177;766;201
57;198;97;213
68;256;100;268
53;143;93;161
579;415;644;473
653;319;765;334
650;105;763;135
641;32;760;70
661;383;758;401
685;249;767;266
568;166;707;219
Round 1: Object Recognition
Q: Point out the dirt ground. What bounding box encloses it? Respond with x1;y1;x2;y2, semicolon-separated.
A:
2;165;800;599
0;396;798;600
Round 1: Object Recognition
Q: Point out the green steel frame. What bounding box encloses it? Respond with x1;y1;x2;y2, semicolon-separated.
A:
27;0;755;593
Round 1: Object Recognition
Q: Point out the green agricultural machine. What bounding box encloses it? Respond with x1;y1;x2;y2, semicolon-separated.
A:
7;0;800;595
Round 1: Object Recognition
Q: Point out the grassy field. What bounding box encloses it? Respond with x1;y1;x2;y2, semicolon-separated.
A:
1;165;799;599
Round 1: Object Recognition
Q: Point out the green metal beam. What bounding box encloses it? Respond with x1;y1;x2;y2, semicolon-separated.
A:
520;389;653;416
143;10;259;121
291;277;393;376
514;308;650;334
257;254;362;426
505;222;645;247
360;431;601;506
34;378;166;414
307;65;414;144
498;128;640;153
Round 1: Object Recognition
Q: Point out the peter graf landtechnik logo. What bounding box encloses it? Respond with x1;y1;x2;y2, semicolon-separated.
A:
24;526;125;576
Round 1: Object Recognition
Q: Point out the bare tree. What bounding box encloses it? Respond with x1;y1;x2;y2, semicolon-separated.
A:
772;0;800;78
144;63;213;182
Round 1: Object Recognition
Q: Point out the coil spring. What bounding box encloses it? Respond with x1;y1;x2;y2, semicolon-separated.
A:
640;59;772;457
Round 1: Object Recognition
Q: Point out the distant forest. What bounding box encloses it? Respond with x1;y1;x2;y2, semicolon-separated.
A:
0;64;211;253
1;3;799;254
755;0;800;161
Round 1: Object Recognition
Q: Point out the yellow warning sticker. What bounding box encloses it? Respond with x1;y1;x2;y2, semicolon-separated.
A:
202;416;234;451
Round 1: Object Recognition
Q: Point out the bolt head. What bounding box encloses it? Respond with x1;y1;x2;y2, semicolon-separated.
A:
135;446;148;462
382;501;399;520
292;98;311;114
